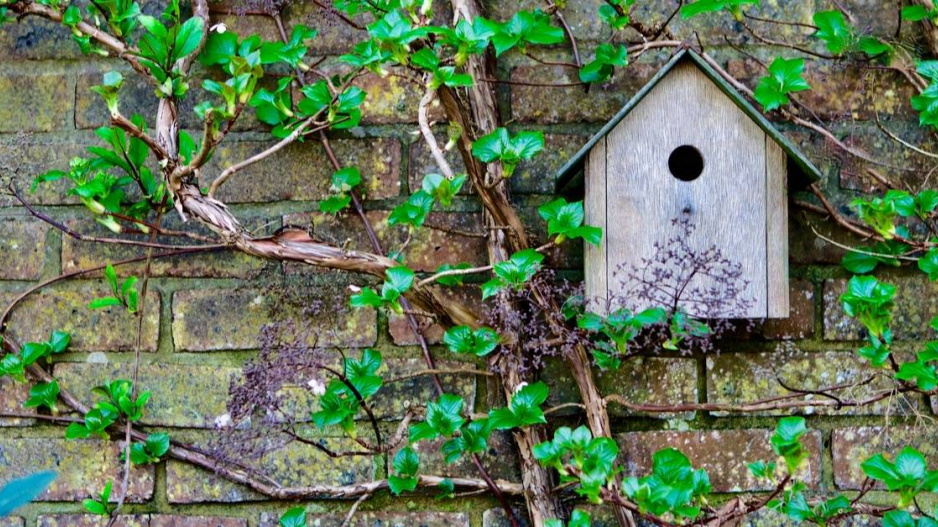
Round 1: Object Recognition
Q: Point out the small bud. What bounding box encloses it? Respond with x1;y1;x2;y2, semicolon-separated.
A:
214;413;233;428
307;378;327;396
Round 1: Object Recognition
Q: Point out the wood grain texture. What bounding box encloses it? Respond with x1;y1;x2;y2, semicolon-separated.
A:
766;136;789;318
585;137;608;314
602;61;768;318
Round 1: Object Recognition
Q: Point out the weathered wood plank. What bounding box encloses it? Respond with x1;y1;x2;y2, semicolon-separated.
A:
585;137;608;314
766;136;789;318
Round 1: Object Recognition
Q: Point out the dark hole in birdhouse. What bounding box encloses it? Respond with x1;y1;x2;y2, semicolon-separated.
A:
668;145;704;182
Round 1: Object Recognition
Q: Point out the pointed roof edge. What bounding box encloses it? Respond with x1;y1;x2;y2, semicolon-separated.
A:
555;48;823;193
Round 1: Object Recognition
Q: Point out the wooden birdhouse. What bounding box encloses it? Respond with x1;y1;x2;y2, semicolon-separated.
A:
556;49;821;319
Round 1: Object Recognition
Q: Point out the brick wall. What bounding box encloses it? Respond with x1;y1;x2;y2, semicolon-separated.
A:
1;1;935;526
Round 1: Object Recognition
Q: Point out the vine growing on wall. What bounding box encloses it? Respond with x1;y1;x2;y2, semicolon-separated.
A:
0;0;937;526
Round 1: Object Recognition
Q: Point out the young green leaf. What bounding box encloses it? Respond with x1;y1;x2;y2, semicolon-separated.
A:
388;446;420;495
443;326;500;356
681;0;759;20
770;416;809;474
23;381;59;412
409;393;466;442
279;506;307;527
754;57;811;112
489;382;549;430
537;198;602;246
813;10;855;55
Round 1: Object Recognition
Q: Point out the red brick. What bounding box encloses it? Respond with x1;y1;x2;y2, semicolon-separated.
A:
388;286;483;345
38;515;247;527
0;377;34;427
198;137;401;203
166;434;373;503
726;59;916;123
0;134;92;207
762;280;816;339
832;426;938;490
172;287;376;351
1;282;160;352
259;511;470;527
0;218;47;280
707;349;914;416
617;429;823;492
545;357;698;419
0;70;71;132
55;363;240;428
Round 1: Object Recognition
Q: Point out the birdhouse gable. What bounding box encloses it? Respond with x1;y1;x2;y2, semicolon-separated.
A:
555;48;822;193
563;49;817;320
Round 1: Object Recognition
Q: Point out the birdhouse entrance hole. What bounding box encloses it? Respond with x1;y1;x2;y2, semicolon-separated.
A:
668;145;704;182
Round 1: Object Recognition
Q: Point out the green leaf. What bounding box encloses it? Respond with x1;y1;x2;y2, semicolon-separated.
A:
20;342;51;367
491;10;564;56
319;195;352;214
902;5;937;22
199;30;239;66
422;173;467;207
598;2;633;30
471;128;510;163
171;16;205;63
389;447;420;495
48;330;71;354
385;266;415;294
471;128;544;177
920;249;938;280
681;0;759;20
841;275;896;337
490;382;549;430
443;326;500;356
409;394;465;442
145;432;171;458
279;506;307;527
105;264;119;294
579;43;628;84
485;248;545;298
747;460;777;480
24;381;59;411
388;190;434;228
813;10;855;55
857;36;892;59
331;167;362;193
771;416;809;473
754;57;811;112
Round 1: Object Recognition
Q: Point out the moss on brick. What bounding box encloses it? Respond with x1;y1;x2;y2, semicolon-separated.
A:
707;348;914;416
55;363;239;428
172;287;376;351
0;218;47;280
2;282;160;352
166;433;373;503
0;70;71;133
543;356;698;419
0;438;154;502
197;137;400;203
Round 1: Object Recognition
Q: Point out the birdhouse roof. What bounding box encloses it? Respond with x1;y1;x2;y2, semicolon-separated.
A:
555;48;823;192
